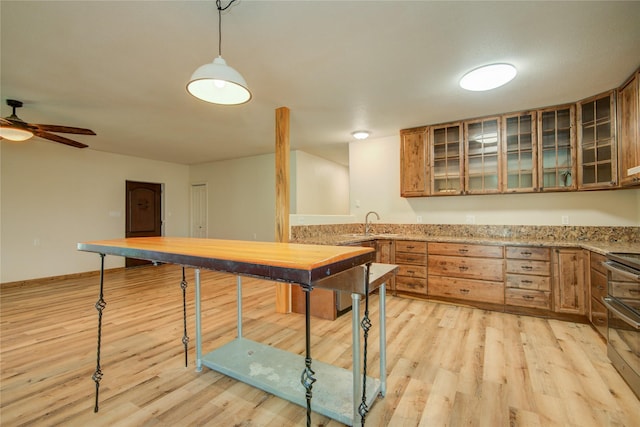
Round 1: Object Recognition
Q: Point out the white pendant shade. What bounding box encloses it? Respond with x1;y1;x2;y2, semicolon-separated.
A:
0;126;33;141
187;56;251;105
460;63;517;91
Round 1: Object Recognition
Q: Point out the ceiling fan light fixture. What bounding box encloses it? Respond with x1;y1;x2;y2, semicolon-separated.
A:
0;126;33;141
352;130;370;140
460;63;517;91
187;56;251;105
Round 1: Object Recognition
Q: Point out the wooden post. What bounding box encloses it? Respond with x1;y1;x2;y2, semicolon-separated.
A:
275;107;291;313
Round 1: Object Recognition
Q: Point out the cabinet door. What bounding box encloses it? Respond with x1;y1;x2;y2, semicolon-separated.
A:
430;122;463;195
400;127;429;197
578;91;618;189
503;112;537;192
554;248;587;315
618;71;640;186
537;105;577;191
465;117;501;194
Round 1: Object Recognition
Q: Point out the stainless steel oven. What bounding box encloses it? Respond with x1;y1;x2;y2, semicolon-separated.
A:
602;252;640;398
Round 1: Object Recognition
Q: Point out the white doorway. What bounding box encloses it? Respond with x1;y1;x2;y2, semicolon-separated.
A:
190;183;208;238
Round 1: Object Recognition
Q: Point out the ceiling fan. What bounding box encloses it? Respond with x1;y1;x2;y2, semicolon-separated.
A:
0;99;95;148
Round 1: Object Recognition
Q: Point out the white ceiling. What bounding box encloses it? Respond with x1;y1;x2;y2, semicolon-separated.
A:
2;1;640;166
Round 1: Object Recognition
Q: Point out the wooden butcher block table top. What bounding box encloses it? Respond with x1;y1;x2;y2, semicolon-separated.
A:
78;237;376;286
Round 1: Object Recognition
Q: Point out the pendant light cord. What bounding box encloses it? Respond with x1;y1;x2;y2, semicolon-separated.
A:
217;0;238;57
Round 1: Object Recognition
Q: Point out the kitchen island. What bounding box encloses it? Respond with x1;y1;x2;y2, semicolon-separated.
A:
78;237;395;427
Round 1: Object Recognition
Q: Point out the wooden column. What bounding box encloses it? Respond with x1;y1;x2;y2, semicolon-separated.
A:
275;107;291;313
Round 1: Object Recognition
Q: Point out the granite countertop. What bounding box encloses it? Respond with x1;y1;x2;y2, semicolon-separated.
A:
293;233;640;256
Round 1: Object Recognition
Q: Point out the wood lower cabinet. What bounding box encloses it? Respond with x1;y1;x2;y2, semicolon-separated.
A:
394;240;427;294
376;239;395;290
505;246;552;310
553;248;587;315
589;251;608;338
428;242;504;304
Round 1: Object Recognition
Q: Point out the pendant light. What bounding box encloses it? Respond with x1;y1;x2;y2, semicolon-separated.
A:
187;0;251;105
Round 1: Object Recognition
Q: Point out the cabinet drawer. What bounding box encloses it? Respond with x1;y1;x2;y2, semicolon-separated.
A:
590;297;608;338
428;276;504;304
506;259;551;276
397;265;427;279
428;242;503;258
590;252;607;275
505;288;551;310
395;240;427;253
395;251;427;265
395;276;427;294
429;255;504;281
506;246;550;261
590;269;607;300
506;274;551;291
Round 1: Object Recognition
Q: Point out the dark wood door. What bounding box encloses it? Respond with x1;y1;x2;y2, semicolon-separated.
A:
125;180;162;267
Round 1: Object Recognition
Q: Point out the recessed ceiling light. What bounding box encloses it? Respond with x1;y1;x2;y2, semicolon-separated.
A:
459;63;517;91
352;130;370;140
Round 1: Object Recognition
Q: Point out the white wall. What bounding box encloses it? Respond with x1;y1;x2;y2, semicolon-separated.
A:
1;140;190;283
189;153;276;242
349;136;640;226
291;150;349;215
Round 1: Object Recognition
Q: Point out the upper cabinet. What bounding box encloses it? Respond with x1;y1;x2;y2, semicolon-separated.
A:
400;68;639;197
618;71;640;186
430;122;464;195
503;111;537;193
577;90;617;189
537;105;576;191
465;117;501;194
400;127;429;197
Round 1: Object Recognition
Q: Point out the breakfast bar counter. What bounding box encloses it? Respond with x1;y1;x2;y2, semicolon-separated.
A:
78;237;394;426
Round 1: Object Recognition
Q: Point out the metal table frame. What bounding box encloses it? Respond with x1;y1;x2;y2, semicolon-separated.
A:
193;267;392;426
78;238;393;426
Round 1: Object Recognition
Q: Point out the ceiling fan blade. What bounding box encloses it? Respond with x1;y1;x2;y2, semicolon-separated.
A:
34;124;96;135
33;130;88;148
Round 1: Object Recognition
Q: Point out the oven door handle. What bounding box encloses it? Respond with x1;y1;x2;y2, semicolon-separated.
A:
603;261;640;281
602;297;640;330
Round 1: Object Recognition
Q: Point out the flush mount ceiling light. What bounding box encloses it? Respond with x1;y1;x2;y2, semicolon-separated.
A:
459;63;517;91
187;0;251;105
352;130;370;140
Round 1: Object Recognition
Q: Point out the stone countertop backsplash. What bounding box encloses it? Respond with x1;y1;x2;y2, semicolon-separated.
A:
291;224;640;255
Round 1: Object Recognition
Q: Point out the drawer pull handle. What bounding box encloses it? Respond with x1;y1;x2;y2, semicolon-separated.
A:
407;270;415;274
629;289;640;294
459;266;469;271
522;280;533;284
521;251;532;256
595;318;605;325
459;288;470;294
521;265;533;271
407;246;415;250
597;285;604;291
523;295;535;300
458;248;469;253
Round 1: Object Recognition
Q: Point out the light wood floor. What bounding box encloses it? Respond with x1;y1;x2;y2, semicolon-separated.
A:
1;264;638;426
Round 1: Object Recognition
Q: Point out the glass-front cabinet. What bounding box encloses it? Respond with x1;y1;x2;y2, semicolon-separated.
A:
465;117;501;194
503;112;537;192
430;122;463;195
538;105;576;191
577;91;617;189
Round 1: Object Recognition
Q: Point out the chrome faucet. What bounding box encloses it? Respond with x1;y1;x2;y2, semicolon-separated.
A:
365;211;380;235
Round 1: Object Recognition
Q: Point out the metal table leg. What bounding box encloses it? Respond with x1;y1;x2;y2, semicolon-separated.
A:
237;276;243;338
379;283;387;397
351;292;362;427
195;269;202;372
